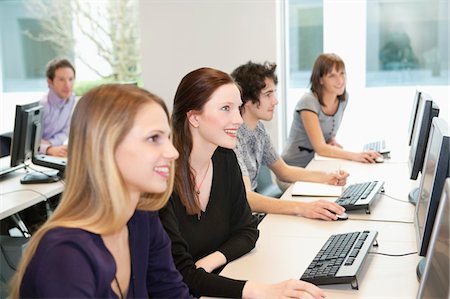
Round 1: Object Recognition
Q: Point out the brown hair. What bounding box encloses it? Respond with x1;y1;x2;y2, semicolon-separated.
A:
45;58;76;80
10;84;174;298
310;53;347;106
171;67;238;215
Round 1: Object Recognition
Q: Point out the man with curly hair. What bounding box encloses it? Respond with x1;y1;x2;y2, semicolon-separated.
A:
231;61;348;221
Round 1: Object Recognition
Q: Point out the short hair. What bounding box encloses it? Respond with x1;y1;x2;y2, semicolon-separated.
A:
45;58;76;80
172;67;238;216
10;84;174;298
310;53;347;105
231;61;278;110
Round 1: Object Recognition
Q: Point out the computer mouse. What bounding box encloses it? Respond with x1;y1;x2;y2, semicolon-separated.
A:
335;212;348;220
375;156;384;163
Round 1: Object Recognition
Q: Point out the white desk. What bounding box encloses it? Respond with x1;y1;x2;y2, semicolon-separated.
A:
295;159;419;223
0;167;64;220
218;157;421;298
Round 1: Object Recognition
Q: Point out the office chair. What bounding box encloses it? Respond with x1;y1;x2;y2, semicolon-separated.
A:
255;165;283;198
0;132;12;158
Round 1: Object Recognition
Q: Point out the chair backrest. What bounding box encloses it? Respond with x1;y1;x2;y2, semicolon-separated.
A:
0;132;12;158
255;165;283;198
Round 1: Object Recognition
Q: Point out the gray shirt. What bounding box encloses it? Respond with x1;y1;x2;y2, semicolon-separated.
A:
281;91;348;167
234;122;279;191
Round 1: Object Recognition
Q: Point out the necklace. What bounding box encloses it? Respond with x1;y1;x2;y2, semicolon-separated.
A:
195;160;211;195
111;231;135;299
114;276;124;299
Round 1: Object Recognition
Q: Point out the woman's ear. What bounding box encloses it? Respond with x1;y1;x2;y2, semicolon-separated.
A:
187;110;200;128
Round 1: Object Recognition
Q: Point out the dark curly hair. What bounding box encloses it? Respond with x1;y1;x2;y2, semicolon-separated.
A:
231;61;277;112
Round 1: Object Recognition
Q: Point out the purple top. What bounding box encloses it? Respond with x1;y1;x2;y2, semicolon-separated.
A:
20;211;193;298
38;89;76;154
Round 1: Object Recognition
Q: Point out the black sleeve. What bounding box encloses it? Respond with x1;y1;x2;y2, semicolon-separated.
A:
216;148;259;262
159;198;247;298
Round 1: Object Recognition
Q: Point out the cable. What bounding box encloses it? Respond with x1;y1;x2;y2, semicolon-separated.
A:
348;217;413;224
369;251;417;257
0;189;48;200
382;193;410;203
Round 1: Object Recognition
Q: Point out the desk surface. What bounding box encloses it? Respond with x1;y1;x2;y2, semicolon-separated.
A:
218;156;421;298
0;167;64;220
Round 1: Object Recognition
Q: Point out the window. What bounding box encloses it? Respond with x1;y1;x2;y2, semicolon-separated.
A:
287;0;323;89
0;1;63;92
366;0;449;86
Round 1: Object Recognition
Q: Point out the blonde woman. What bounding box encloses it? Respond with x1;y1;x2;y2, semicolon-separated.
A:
10;84;192;298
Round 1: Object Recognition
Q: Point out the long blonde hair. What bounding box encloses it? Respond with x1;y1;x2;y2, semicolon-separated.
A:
9;84;175;298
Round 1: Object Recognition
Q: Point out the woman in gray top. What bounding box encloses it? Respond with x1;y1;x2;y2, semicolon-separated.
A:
282;53;380;167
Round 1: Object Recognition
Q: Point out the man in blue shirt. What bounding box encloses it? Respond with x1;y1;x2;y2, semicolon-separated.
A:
39;58;76;157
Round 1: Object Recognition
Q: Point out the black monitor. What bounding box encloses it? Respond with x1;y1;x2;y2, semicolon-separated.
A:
409;93;440;180
408;93;439;204
416;178;449;299
9;101;64;184
414;117;449;278
407;90;421;146
10;102;41;169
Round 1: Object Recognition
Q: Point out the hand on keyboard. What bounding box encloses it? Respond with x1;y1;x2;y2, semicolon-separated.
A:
243;279;326;299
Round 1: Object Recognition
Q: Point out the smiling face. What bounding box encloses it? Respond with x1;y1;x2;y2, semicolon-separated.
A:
48;67;75;100
320;66;346;96
190;83;243;150
244;77;278;122
115;102;179;197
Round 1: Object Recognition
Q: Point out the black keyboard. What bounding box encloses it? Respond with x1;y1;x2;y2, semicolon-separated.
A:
335;181;384;213
363;139;390;154
301;231;378;289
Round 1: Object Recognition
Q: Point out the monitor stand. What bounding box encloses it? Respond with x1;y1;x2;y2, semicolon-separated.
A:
408;187;419;205
416;257;426;280
20;171;61;184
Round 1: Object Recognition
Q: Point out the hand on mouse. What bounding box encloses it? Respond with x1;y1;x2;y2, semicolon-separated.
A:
352;151;381;163
296;200;346;221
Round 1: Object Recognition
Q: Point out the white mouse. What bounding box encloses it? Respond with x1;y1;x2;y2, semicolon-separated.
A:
375;156;384;163
336;212;348;220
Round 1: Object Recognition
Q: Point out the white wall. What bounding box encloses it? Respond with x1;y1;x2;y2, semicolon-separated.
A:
138;0;281;144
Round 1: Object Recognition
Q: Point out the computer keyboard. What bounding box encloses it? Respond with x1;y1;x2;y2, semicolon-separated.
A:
335;181;384;213
363;139;390;154
301;230;378;289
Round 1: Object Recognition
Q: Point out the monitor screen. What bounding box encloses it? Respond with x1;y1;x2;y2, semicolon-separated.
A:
408;93;439;180
414;117;449;257
9;101;64;183
416;178;450;299
407;90;421;146
10;101;43;168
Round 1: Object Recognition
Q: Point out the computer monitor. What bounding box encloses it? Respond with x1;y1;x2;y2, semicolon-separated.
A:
409;93;440;180
10;102;42;169
9;101;63;184
414;117;449;278
407;90;421;146
416;178;449;299
408;93;439;204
